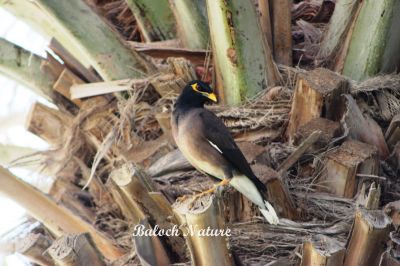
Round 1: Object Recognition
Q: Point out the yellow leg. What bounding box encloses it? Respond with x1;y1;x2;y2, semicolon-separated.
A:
192;187;216;200
216;178;230;187
176;194;189;202
192;179;231;200
177;179;231;205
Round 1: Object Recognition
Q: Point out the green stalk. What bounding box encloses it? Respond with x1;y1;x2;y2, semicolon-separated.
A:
0;38;54;101
206;0;279;105
342;0;400;81
317;0;361;66
125;0;176;42
169;0;209;49
0;0;153;80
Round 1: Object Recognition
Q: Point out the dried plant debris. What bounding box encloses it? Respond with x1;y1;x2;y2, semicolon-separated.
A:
292;20;326;66
230;217;348;265
351;74;400;124
208;89;292;136
95;205;132;251
292;0;335;23
117;87;163;142
88;0;143;41
352;74;400;93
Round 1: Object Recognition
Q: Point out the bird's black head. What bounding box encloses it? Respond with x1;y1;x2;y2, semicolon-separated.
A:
175;80;218;109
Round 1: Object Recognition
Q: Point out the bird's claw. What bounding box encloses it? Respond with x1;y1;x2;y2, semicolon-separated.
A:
176;194;189;202
187;187;216;208
179;179;231;208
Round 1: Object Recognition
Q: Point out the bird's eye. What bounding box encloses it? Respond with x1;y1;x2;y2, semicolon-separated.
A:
191;83;200;92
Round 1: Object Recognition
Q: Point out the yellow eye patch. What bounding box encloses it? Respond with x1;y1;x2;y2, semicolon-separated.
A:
191;83;200;92
191;82;207;96
190;82;217;102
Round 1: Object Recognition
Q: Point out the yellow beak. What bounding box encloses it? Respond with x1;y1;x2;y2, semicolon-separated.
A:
206;92;218;102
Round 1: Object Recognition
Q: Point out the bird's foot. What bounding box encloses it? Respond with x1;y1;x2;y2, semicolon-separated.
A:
188;179;230;208
187;187;216;208
215;178;230;188
193;179;230;200
193;187;216;200
176;194;190;202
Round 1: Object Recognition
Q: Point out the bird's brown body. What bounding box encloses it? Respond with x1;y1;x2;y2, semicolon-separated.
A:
172;108;232;180
171;80;279;224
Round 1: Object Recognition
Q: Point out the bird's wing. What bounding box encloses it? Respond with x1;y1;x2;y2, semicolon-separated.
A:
198;109;266;192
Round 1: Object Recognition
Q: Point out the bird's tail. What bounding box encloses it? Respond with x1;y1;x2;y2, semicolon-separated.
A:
259;201;279;225
229;175;279;225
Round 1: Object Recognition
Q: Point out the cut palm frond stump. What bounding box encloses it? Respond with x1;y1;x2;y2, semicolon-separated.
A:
318;140;379;198
174;195;233;266
301;234;345;266
47;233;106;266
293;118;341;150
15;233;53;266
110;164;186;262
287;68;349;142
343;209;392;266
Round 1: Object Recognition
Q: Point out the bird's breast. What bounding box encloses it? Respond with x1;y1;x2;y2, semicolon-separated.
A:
176;125;225;180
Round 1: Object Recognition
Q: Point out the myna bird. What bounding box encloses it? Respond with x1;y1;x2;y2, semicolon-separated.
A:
171;80;279;224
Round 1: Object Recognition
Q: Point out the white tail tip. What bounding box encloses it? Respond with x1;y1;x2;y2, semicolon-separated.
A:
259;201;279;225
